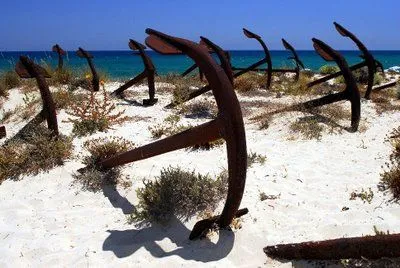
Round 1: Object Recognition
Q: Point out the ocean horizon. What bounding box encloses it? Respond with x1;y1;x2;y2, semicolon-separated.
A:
1;50;400;79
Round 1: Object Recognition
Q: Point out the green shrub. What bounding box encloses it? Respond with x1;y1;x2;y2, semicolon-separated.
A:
247;151;267;168
0;126;73;183
379;128;400;201
50;67;74;86
234;72;265;92
290;117;324;140
1;71;21;89
149;114;191;139
319;65;340;75
130;166;228;224
73;136;135;192
67;85;129;137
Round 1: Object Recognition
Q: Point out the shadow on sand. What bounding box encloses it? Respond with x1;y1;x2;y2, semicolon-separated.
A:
101;187;235;262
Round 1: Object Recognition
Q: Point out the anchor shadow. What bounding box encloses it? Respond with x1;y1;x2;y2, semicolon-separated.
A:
103;217;235;262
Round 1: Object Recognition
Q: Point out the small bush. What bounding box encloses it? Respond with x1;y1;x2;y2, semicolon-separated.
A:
130;166;228;224
247;151;267;168
49;67;74;86
0;82;7;98
73;136;134;192
349;188;374;204
149;114;191;139
66;85;129;136
379;128;400;201
319;65;340;75
52;88;84;110
290;117;324;140
191;139;225;151
234;72;265;92
0;126;73;183
282;74;312;96
1;71;21;89
180;99;217;119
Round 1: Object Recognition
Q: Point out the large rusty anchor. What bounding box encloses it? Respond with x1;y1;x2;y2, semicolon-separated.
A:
231;28;273;89
98;29;248;240
112;39;158;106
157;37;233;108
181;40;215;80
15;56;59;135
52;44;66;70
282;38;305;81
76;47;100;92
293;39;361;132
264;233;400;260
307;22;384;99
255;39;361;132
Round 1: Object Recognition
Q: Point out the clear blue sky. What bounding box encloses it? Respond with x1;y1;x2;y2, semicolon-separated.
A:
1;0;399;51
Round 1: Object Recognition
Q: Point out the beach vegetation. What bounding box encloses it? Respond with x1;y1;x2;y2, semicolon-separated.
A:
129;166;228;224
349;188;374;204
247;151;267;168
379;127;400;202
0;125;73;184
290;117;324;140
234;72;265;92
179;99;217;119
66;85;129;137
319;65;339;75
0;71;21;97
73;136;134;192
149;114;191;139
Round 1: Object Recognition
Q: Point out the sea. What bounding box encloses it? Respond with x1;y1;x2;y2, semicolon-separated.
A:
1;50;399;80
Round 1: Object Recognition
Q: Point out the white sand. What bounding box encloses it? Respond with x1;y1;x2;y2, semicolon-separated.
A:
0;80;399;267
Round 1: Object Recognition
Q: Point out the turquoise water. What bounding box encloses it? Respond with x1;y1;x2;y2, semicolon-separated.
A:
1;50;399;79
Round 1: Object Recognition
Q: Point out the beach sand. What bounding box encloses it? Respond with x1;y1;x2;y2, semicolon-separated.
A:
0;78;399;267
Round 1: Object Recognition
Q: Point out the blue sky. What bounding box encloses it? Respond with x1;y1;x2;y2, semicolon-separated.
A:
1;0;399;51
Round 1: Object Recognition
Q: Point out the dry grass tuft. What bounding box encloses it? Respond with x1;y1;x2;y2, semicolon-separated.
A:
149;114;191;139
73;136;134;192
0;125;73;183
379;127;400;202
129;166;228;224
234;72;265;93
179;99;217;119
290;117;324;140
66;85;130;136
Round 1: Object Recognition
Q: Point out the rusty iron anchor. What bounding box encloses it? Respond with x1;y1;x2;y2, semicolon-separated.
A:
76;47;100;92
157;37;233;108
307;22;384;100
254;39;361;133
231;28;273;89
99;29;248;240
112;39;158;106
281;38;305;81
15;56;59;136
52;44;66;70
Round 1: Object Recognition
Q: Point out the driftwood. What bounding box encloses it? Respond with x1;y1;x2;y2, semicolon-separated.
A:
52;44;66;70
98;29;248;240
76;47;99;92
15;56;59;136
112;39;158;106
372;80;397;92
264;234;400;260
307;22;384;100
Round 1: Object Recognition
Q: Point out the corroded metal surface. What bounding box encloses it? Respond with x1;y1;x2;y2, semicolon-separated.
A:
52;44;66;70
99;29;248;239
282;38;305;80
293;39;360;132
76;47;100;92
165;36;234;108
112;39;158;106
308;22;384;100
232;28;272;89
0;126;6;139
15;56;59;135
264;233;400;260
